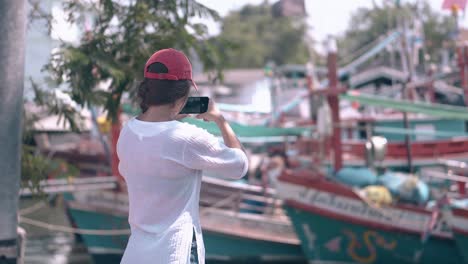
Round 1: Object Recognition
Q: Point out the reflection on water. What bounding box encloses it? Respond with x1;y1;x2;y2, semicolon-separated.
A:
25;234;306;264
25;234;92;264
24;234;306;264
20;197;93;264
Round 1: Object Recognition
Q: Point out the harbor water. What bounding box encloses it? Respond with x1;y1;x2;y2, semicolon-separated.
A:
21;196;93;264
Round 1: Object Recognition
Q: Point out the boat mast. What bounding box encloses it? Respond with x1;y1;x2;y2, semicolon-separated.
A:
326;37;343;171
397;2;414;173
456;44;468;195
457;45;468;107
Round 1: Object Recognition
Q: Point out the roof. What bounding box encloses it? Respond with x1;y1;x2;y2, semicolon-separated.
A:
32;113;93;132
193;69;265;88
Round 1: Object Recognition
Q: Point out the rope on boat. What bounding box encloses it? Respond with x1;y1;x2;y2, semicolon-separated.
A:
19;216;131;235
19;187;262;236
19;201;46;215
200;192;240;216
19;193;244;235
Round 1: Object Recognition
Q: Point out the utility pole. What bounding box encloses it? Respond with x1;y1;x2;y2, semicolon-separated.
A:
0;1;26;263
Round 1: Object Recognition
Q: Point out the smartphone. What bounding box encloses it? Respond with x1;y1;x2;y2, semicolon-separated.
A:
179;96;209;114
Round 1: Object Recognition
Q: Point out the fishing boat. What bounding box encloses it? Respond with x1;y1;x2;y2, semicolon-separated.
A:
276;37;468;264
298;118;468;171
63;176;305;263
434;160;468;264
277;170;462;264
234;37;468;173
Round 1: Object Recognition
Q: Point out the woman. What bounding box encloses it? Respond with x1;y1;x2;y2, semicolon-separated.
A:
117;49;248;264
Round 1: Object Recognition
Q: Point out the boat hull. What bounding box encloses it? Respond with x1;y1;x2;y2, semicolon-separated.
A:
202;229;304;262
65;201;127;264
451;208;468;264
64;191;305;263
285;204;461;264
277;173;463;264
453;232;468;264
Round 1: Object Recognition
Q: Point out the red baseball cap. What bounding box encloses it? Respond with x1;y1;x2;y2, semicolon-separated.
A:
144;48;198;90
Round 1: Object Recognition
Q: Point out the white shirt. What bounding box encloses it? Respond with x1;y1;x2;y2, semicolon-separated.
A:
117;117;248;264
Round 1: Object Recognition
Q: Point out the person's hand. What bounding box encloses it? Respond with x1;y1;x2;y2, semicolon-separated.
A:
195;99;223;123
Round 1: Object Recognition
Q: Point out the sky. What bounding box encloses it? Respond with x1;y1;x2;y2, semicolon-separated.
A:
48;0;468;52
50;0;468;45
197;0;468;44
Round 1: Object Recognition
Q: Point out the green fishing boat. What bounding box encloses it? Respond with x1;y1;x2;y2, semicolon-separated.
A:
63;176;305;263
450;206;468;264
277;171;463;264
275;34;468;263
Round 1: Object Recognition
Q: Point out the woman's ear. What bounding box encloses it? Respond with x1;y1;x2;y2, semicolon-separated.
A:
174;96;188;113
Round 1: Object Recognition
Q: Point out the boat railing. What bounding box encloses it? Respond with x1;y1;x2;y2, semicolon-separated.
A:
438;159;468;173
20;176;119;196
420;160;468;197
200;176;284;217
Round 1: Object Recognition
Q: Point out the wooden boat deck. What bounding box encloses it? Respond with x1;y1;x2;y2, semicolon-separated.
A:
201;208;299;245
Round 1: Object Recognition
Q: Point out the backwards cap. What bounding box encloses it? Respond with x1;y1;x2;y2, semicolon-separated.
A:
144;48;198;90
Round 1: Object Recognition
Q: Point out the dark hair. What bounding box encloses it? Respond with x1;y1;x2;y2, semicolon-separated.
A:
138;62;191;112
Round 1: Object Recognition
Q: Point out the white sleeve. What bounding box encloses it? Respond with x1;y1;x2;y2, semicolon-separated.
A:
182;129;248;179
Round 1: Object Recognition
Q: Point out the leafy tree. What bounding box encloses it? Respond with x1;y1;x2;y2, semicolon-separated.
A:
33;0;222;122
20;80;82;194
214;1;312;68
23;0;222;191
338;2;456;65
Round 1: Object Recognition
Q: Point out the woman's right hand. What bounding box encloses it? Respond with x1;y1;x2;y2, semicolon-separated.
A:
197;98;244;150
195;99;223;123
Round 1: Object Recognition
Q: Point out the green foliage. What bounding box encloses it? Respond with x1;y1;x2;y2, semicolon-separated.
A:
21;145;79;196
24;0;221;194
30;78;85;132
41;0;222;122
214;2;310;68
21;98;79;195
338;2;456;65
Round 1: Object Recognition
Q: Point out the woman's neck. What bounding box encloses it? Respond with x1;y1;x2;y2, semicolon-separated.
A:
137;106;175;122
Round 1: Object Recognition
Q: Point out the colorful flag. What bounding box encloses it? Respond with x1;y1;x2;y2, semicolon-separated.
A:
442;0;467;10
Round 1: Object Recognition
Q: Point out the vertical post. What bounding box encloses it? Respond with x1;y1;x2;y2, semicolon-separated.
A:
456;46;465;101
457;181;466;196
111;109;123;190
398;6;414;174
463;46;468;107
326;37;343;171
270;74;279;126
402;106;413;173
0;0;26;262
427;68;435;103
306;62;316;121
